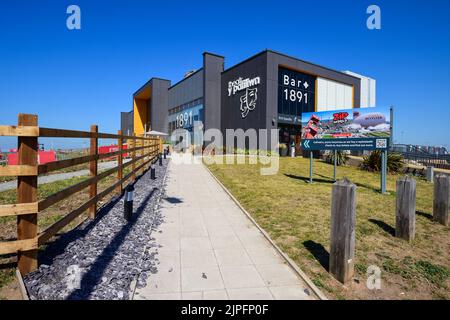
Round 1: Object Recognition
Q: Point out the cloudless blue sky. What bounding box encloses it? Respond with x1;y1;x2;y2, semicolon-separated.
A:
0;0;449;149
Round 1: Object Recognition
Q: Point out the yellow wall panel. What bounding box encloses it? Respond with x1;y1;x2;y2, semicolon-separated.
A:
133;98;148;135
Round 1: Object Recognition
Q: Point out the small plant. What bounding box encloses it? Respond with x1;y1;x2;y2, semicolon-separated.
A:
361;150;404;173
414;260;450;286
324;150;349;166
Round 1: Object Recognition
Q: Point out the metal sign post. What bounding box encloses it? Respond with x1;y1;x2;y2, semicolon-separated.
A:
334;150;337;182
381;150;387;194
302;106;392;193
309;151;313;183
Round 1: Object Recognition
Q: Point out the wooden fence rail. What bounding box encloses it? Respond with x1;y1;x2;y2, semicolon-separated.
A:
0;114;162;275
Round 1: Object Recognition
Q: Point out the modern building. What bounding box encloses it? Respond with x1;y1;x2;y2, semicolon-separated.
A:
121;50;376;153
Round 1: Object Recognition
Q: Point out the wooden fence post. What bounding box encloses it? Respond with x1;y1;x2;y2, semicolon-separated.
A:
433;174;449;226
117;130;123;195
89;125;98;219
395;176;416;241
330;178;356;284
17;114;39;275
144;139;149;171
132;133;136;182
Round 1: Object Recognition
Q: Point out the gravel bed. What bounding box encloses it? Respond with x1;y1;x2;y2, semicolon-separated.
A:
23;159;169;300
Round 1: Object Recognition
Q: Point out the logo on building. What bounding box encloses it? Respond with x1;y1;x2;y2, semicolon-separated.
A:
228;76;260;96
240;88;257;118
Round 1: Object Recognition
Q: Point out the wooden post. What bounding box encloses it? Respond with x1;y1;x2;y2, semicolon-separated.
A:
433;174;449;226
136;138;141;176
426;166;434;183
117;130;123;195
330;178;356;284
17;114;39;275
89;125;98;219
144;139;149;171
131;133;136;181
395;176;416;242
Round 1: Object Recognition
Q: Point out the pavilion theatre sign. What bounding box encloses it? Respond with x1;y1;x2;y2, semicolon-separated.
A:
227;76;261;119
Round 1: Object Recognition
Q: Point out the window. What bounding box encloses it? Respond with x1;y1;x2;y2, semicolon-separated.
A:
278;67;316;117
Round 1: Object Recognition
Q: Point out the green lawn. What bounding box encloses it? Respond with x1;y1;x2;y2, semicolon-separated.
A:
207;156;449;300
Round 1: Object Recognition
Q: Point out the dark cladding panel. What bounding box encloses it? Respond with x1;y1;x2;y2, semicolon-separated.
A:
150;79;171;133
169;70;203;109
221;52;267;133
204;53;224;131
120;111;133;136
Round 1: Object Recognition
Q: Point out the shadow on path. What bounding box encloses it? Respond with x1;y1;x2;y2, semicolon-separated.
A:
66;186;157;300
303;240;329;272
164;197;183;204
38;195;123;266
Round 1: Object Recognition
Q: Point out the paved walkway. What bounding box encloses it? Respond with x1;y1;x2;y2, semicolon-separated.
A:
133;158;314;300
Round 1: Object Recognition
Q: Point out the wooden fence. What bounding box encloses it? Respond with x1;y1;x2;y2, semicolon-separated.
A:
0;114;162;275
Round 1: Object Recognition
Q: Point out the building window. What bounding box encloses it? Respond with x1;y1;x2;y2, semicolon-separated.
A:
278;67;316;118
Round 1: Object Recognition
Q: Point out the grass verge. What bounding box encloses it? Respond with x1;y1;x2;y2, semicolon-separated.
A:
207;156;449;300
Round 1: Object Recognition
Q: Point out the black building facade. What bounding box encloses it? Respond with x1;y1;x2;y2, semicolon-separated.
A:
122;50;364;152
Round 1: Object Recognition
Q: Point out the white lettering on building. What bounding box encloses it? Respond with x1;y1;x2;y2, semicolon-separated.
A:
228;76;261;96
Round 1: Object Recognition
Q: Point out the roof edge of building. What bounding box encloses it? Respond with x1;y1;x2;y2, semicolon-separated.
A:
203;51;225;59
168;67;204;90
133;77;171;97
222;49;269;74
266;49;361;81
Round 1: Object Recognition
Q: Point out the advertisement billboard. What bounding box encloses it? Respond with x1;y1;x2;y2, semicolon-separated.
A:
301;106;391;150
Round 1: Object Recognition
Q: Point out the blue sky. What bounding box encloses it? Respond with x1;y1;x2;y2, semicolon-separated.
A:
0;0;449;149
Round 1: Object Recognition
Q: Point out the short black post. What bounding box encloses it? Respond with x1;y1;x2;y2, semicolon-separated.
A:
151;166;156;179
124;184;134;221
159;154;163;166
395;176;416;242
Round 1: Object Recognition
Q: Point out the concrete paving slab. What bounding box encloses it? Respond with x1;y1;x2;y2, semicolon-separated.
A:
227;287;274;300
181;266;225;291
214;249;253;267
269;285;311;300
134;158;315;300
219;266;265;289
181;249;218;268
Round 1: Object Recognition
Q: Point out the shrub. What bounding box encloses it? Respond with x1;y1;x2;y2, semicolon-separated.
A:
324;150;349;166
361;150;404;173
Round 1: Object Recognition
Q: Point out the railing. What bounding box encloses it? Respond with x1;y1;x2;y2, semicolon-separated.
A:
0;114;162;275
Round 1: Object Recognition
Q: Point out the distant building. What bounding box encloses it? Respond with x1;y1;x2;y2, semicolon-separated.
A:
121;50;376;150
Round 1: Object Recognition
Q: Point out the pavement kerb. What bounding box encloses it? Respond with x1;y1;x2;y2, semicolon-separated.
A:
203;162;328;301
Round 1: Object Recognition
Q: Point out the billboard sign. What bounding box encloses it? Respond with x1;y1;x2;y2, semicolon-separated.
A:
301;106;391;150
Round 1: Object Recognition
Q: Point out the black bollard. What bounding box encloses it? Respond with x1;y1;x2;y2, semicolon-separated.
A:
159;154;163;166
151;166;156;179
124;184;134;221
